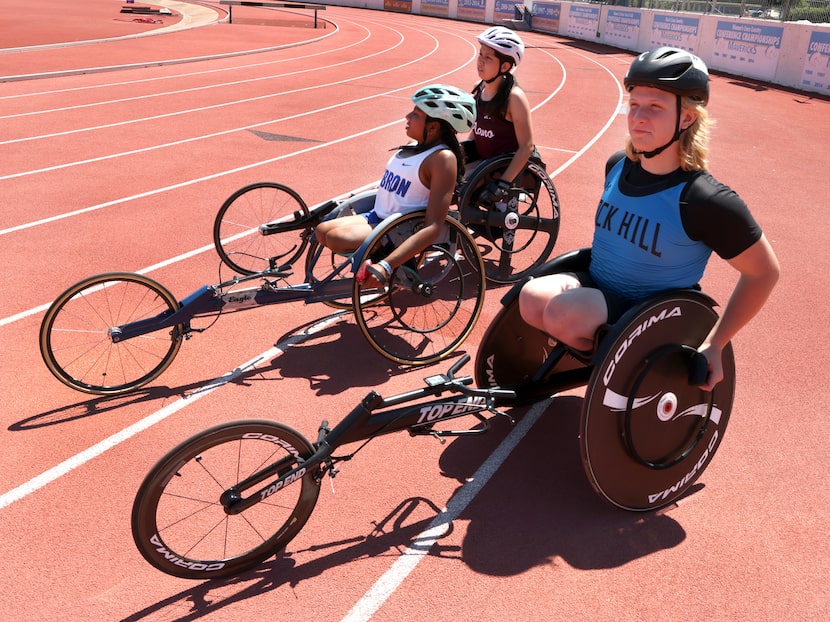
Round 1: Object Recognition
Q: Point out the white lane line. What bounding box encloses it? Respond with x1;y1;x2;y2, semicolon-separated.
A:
0;181;376;329
0;313;344;511
340;398;550;622
341;51;622;619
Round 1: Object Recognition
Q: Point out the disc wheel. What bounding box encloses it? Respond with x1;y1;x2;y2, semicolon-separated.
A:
353;213;486;366
459;155;560;284
214;182;311;279
580;293;736;511
131;420;320;579
40;273;184;395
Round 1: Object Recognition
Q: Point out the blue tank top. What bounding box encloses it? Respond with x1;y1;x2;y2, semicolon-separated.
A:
589;158;712;302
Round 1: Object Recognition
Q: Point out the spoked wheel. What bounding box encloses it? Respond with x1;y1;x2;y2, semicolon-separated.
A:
458;155;560;284
580;292;735;511
39;273;184;395
214;182;311;279
131;420;320;580
353;213;486;366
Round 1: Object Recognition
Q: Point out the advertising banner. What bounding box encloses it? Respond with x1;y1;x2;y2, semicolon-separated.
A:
383;0;411;12
712;20;784;81
650;14;700;52
605;9;640;48
532;2;561;35
801;30;830;95
421;0;448;18
457;0;486;22
494;0;515;24
566;4;599;40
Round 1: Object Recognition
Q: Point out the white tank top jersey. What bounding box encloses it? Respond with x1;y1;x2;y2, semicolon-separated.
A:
373;144;447;219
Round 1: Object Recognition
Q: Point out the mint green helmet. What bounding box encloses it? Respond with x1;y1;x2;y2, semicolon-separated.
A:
412;84;477;134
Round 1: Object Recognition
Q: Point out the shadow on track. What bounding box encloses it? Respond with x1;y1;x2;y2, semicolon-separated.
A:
120;397;690;621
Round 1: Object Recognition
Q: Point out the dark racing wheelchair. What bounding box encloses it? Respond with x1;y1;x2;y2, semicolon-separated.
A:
474;248;735;511
130;248;738;579
454;144;560;284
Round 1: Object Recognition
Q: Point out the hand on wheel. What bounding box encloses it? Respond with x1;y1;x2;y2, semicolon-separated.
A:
479;179;511;208
357;259;391;288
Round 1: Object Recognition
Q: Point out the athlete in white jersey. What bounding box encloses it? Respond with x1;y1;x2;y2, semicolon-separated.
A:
316;85;475;286
373;144;448;220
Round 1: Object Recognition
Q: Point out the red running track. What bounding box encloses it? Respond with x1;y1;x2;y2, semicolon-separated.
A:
1;3;829;621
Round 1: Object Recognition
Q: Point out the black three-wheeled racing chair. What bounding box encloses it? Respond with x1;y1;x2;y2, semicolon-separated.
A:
474;249;736;511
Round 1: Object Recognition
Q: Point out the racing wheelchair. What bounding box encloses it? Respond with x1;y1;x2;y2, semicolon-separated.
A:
130;248;736;579
41;151;559;396
39;200;486;395
473;248;735;511
214;149;560;286
455;149;560;283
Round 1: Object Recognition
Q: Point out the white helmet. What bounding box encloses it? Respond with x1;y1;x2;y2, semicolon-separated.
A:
477;26;525;68
412;84;477;133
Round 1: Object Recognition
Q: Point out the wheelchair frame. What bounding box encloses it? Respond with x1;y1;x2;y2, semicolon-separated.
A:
39;208;486;395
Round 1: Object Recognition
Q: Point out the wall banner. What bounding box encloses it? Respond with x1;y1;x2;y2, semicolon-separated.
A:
605;9;640;48
567;4;599;41
712;20;784;81
457;0;485;22
532;2;561;35
801;30;830;95
650;14;700;53
421;0;448;18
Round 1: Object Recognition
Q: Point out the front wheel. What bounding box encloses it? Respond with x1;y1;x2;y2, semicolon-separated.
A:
214;182;311;279
39;273;184;395
131;420;320;579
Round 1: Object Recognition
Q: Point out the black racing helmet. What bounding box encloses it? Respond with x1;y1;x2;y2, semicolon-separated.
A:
624;47;709;105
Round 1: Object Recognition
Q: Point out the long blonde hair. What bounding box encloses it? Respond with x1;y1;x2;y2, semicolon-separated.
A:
626;97;712;171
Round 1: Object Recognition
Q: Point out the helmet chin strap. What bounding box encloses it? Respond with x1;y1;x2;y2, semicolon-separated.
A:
633;96;683;159
483;60;511;85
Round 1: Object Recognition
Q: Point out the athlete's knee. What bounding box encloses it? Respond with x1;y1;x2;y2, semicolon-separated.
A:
518;283;546;329
519;276;565;327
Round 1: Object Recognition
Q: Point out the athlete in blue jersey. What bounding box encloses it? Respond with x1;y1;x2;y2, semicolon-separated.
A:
519;48;779;391
315;84;475;286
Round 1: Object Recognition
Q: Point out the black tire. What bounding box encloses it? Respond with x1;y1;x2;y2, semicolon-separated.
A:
353;213;486;366
131;420;320;579
474;293;591;400
214;182;311;279
39;273;183;395
580;292;735;511
458;154;560;284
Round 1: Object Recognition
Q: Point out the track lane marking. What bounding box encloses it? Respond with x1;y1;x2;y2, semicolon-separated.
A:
0;313;345;511
341;398;550;622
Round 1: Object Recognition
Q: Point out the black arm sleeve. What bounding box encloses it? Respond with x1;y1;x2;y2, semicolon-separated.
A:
680;173;763;260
